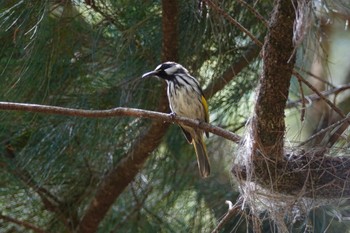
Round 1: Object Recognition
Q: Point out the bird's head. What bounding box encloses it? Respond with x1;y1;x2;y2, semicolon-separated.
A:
142;62;188;81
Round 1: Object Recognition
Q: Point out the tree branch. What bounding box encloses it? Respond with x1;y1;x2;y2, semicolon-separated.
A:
203;43;260;98
211;199;243;233
161;0;178;61
236;0;268;28
204;0;262;47
299;113;350;147
293;71;347;119
0;214;47;233
0;102;240;143
286;83;350;108
2;144;76;231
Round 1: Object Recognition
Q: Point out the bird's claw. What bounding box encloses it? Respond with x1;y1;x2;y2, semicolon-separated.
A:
169;112;176;121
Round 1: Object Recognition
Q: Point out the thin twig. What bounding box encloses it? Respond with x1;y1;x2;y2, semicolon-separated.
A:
236;0;268;27
0;102;241;143
293;71;346;119
297;78;306;121
203;43;260;98
2;147;72;228
299;113;350;147
203;0;263;47
296;67;336;88
84;0;124;30
211;198;243;233
0;214;47;233
287;83;350;108
293;72;350;147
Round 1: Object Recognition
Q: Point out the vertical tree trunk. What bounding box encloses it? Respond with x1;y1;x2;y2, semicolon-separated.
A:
249;0;297;188
233;0;350;200
252;0;296;161
162;0;178;61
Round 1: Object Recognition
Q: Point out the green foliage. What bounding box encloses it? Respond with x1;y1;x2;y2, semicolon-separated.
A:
3;0;349;233
0;0;266;231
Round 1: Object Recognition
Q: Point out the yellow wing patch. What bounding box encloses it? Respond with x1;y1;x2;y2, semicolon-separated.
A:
201;95;209;123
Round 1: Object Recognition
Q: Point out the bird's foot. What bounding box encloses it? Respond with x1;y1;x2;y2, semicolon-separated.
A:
169;112;176;122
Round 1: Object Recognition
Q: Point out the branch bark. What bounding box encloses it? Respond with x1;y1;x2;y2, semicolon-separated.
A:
0;102;240;143
251;0;296;162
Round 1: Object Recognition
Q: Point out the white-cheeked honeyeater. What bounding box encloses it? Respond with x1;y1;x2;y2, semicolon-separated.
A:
142;62;210;178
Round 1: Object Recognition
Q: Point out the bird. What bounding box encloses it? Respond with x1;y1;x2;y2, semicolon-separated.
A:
142;62;210;178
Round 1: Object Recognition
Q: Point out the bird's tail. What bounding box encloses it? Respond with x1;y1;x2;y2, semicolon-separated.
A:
193;136;210;178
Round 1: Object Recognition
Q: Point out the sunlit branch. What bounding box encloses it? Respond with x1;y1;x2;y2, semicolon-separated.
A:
0;102;241;143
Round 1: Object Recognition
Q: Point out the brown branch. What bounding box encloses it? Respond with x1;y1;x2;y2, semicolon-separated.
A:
161;0;178;61
0;214;47;233
203;43;260;98
294;72;350;147
76;104;170;233
297;67;336;88
0;102;240;143
299;113;350;147
296;77;306;121
293;71;347;119
2;145;75;230
286;83;350;108
203;0;263;47
211;199;243;233
236;0;268;28
76;0;176;230
84;0;124;30
6;163;62;211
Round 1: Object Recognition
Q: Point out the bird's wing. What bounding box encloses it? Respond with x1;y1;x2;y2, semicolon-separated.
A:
201;95;209;123
201;95;209;138
180;127;192;143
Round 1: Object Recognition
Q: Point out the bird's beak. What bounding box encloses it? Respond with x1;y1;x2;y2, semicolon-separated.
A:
142;70;158;79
